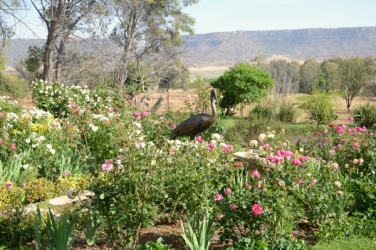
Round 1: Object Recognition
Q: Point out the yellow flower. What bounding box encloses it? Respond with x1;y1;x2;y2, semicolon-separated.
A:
12;129;18;135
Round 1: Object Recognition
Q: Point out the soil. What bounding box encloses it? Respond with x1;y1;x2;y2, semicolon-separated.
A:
24;220;316;250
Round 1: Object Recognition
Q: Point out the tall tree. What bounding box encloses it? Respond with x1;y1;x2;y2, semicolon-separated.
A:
30;0;97;82
265;60;300;97
316;59;340;92
299;58;321;93
339;57;369;110
108;0;197;90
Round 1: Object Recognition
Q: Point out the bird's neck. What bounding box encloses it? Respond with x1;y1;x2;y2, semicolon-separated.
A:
211;97;217;118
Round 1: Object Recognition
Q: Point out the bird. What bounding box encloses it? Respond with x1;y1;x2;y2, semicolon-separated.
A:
170;89;217;141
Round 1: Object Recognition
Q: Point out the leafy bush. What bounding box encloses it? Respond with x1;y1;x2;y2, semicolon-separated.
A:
277;100;299;122
0;73;30;98
298;91;338;125
352;103;376;128
224;114;282;147
23;178;56;203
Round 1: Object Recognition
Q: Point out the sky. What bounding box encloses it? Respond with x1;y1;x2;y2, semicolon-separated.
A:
9;0;376;38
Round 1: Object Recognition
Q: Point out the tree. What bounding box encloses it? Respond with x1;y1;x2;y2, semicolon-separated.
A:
211;63;274;116
315;59;340;92
299;58;321;93
30;0;98;82
265;60;300;97
108;0;197;90
25;45;45;80
339;57;369;110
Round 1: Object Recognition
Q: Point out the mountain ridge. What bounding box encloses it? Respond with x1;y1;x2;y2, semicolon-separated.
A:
4;26;376;68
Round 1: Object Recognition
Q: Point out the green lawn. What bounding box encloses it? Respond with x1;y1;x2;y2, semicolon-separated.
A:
312;237;376;250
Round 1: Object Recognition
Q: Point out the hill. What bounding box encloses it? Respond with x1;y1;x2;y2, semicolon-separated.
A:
4;27;376;68
181;27;376;67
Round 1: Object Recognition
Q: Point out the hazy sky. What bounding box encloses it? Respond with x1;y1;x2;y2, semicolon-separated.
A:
11;0;376;38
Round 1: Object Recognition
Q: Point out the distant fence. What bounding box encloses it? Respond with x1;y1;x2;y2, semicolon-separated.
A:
11;93;354;125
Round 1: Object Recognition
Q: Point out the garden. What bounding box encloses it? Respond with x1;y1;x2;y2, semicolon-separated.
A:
1;80;376;250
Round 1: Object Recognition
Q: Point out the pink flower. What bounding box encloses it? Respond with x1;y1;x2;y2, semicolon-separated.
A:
291;159;302;167
311;179;317;184
322;137;328;142
63;170;71;176
323;129;328;134
133;111;140;118
335;126;345;133
243;181;249;188
0;138;2;144
352;142;360;150
223;144;234;154
329;123;335;128
141;111;148;119
206;142;216;151
5;182;13;191
171;124;177;129
229;204;238;210
195;136;204;143
296;178;304;185
251;170;261;179
224;188;232;195
348;117;354;122
102;159;113;171
10;144;17;151
234;162;243;167
251;204;263;216
263;143;270;149
214;193;223;201
299;156;309;162
353;159;360;164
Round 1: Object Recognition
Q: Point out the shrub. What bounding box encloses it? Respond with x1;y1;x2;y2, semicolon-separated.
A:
23;178;56;203
0;73;30;98
224;114;282;147
352;103;376;128
277;100;299;122
298;91;338;125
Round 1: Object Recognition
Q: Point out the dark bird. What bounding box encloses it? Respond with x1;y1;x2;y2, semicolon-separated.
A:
170;89;217;141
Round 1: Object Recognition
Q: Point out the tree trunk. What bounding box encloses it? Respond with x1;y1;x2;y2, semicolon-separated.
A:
42;0;65;82
56;39;66;82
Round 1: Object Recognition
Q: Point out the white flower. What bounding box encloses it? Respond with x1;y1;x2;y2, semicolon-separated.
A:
22;164;29;169
91;125;98;132
334;181;341;188
211;133;221;140
249;140;258;147
25;139;31;144
50;149;56;155
46;144;53;150
267;133;275;138
219;142;227;148
258;133;266;141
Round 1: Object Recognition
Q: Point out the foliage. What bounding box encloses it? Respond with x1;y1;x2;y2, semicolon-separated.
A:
23;178;57;203
211;63;274;115
277;100;299;122
298;91;338;125
137;237;172;250
352;103;376;128
0;208;35;247
339;57;369;109
299;58;322;94
43;208;78;250
180;210;217;250
224;114;282;148
0;72;30;98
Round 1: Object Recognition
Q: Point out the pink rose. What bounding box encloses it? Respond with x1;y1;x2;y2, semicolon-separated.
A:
251;170;261;179
229;204;238;210
251;203;263;216
224;188;232;195
214;193;223;201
